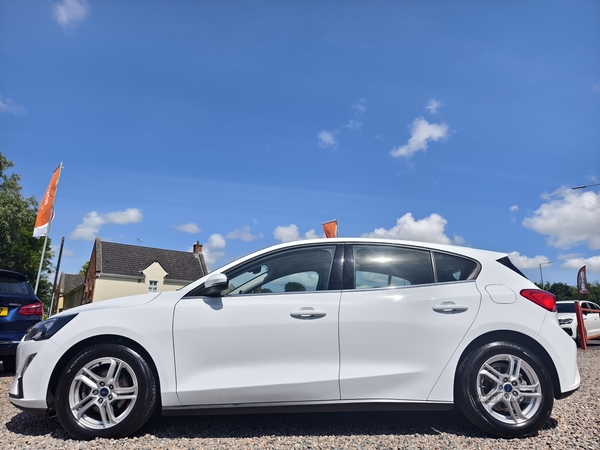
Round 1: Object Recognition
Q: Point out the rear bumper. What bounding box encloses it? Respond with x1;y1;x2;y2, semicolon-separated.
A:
0;340;20;357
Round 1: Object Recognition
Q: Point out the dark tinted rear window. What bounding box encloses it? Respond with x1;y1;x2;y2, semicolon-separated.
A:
557;303;575;313
0;275;34;295
434;253;478;282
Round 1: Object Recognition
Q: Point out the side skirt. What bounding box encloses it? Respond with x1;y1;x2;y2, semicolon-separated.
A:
162;400;454;416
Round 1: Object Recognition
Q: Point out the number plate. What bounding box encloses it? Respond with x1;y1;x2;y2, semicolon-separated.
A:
0;307;7;316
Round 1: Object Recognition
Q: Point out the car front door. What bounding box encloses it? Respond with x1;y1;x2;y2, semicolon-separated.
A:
173;244;343;406
338;244;481;401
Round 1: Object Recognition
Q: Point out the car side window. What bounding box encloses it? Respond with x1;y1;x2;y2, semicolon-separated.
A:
434;252;478;282
353;245;434;289
224;246;336;295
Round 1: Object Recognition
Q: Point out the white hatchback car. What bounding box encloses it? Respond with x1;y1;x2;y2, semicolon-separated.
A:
557;300;600;344
9;238;579;440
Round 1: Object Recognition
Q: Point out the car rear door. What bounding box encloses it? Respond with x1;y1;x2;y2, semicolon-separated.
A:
338;244;481;401
173;244;343;406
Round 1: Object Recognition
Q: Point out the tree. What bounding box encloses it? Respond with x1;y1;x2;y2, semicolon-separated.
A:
78;261;90;276
0;152;53;306
540;281;600;303
284;281;306;292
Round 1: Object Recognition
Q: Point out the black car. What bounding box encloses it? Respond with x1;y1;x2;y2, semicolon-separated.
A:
0;269;44;372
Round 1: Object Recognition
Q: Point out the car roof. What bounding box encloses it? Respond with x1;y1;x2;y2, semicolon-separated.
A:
256;237;505;258
0;269;28;281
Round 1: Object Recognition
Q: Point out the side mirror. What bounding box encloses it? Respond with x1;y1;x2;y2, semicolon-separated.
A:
202;273;229;297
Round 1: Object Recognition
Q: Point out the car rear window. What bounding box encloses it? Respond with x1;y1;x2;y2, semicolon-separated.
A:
434;252;479;282
557;303;575;313
0;275;34;295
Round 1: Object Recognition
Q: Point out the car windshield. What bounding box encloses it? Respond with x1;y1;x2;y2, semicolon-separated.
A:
556;303;576;313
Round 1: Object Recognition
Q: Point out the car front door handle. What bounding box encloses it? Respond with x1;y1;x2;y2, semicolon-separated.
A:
290;307;327;319
432;302;469;314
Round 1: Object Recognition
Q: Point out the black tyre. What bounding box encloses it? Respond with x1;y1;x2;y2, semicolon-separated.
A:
55;343;157;439
455;341;554;438
2;357;16;373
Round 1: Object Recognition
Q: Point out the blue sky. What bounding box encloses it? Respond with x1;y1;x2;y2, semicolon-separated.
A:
1;0;599;286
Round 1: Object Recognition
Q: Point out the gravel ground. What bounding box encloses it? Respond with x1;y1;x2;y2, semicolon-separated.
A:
2;345;600;449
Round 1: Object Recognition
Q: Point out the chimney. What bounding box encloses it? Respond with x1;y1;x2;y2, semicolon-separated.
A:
193;241;203;254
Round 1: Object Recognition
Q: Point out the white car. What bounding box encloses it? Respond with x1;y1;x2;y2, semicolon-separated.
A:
557;300;600;344
9;238;579;439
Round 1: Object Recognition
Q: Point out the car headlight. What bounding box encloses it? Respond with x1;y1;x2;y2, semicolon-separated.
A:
24;314;78;341
558;318;573;325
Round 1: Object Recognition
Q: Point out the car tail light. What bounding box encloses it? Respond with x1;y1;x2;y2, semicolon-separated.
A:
520;289;556;312
18;301;44;316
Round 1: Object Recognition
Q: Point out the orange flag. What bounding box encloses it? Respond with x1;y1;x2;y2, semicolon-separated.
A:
33;164;62;238
322;220;338;238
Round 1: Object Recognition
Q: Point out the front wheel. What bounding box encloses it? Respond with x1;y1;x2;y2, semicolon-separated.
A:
55;343;157;439
455;342;554;438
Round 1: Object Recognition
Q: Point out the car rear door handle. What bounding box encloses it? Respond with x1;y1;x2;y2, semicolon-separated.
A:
290;307;327;319
432;302;469;314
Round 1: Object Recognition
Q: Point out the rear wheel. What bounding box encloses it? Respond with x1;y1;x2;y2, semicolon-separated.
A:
55;343;156;439
456;342;554;438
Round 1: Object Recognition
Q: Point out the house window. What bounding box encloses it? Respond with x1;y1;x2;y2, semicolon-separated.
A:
148;280;158;293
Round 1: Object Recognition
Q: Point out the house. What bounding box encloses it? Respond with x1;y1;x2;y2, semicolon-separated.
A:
57;238;209;307
56;273;86;312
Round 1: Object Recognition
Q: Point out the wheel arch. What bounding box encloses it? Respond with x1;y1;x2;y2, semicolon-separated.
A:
455;330;561;400
46;334;162;413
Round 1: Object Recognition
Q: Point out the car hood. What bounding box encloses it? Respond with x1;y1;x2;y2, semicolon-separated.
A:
55;292;161;316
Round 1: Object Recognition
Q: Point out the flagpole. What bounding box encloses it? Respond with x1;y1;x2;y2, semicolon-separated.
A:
48;236;65;317
34;162;63;296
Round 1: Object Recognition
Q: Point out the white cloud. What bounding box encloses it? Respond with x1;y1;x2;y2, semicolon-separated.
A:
0;96;25;115
425;99;443;114
226;226;264;242
317;130;339;149
509;205;519;222
201;234;227;268
343;120;363;131
54;0;90;29
560;255;600;274
593;83;600;95
507;251;550;270
522;187;600;250
207;234;226;249
273;224;300;243
272;225;320;243
71;208;142;241
173;222;201;234
390;117;450;158
304;229;321;239
362;213;463;245
352;98;367;114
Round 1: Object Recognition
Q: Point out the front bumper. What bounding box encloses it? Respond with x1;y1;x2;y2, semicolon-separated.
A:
8;339;63;414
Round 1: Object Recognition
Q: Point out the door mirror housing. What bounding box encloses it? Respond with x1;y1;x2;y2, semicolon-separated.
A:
202;273;229;297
